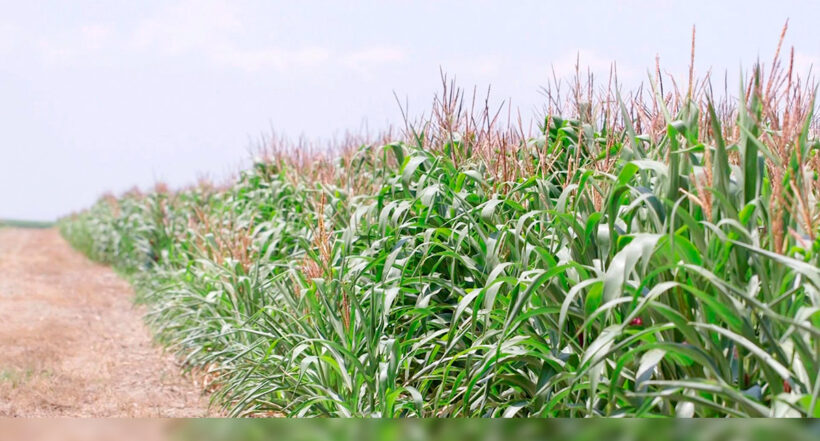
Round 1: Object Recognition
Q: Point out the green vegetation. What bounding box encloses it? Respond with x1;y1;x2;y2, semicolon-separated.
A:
177;419;820;441
0;219;54;229
60;47;820;417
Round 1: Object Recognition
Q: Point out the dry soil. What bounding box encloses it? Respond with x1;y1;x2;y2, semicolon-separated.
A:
0;228;209;417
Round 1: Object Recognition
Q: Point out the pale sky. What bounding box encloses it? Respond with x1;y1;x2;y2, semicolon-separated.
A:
1;1;818;221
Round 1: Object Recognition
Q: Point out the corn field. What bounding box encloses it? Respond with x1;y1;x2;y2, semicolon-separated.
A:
60;39;820;417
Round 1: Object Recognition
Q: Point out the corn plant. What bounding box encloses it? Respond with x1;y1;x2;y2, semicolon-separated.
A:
60;41;820;417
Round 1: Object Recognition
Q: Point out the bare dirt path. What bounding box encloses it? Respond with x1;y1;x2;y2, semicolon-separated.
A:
0;228;209;417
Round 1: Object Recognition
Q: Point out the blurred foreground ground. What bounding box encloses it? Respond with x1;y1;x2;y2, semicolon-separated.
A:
0;228;208;416
0;419;819;441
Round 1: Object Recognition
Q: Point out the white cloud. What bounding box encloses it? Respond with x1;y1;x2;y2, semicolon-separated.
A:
37;23;115;66
344;47;405;67
550;49;640;83
80;25;112;51
131;0;241;55
340;46;407;78
215;46;331;72
440;56;502;78
26;1;407;75
129;0;403;74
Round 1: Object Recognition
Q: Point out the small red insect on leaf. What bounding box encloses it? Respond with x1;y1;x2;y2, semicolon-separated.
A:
629;317;643;326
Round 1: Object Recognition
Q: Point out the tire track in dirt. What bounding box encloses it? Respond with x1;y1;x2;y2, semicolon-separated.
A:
0;228;209;417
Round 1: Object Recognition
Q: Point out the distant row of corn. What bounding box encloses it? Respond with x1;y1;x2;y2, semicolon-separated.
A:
61;33;820;416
